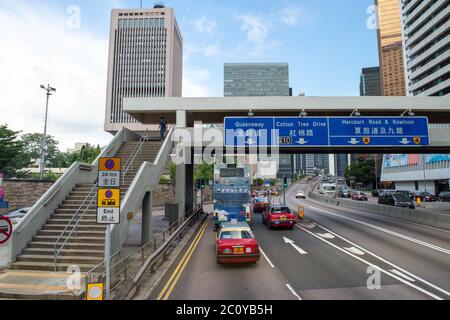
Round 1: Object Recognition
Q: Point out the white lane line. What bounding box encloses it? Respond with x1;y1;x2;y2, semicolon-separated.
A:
390;269;416;282
304;204;450;256
283;237;308;255
296;224;443;300
286;283;302;300
314;223;450;299
305;199;450;235
316;232;335;239
259;247;275;268
344;247;365;256
301;223;316;229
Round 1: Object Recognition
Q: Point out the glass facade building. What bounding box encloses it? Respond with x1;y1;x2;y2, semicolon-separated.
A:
224;63;290;97
360;67;382;96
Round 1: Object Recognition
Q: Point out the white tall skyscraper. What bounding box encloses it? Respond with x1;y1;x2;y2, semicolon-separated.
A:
400;0;450;96
104;5;183;133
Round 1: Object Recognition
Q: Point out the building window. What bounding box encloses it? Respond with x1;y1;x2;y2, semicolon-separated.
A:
415;181;419;191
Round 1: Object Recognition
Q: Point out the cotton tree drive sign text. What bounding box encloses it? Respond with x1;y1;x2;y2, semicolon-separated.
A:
224;117;430;147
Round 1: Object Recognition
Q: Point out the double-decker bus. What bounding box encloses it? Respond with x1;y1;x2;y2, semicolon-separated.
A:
213;163;252;230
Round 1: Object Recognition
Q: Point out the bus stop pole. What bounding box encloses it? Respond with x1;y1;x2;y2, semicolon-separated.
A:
105;224;111;300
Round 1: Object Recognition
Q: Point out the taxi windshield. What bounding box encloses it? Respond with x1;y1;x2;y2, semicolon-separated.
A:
271;207;290;213
220;230;253;240
255;198;268;203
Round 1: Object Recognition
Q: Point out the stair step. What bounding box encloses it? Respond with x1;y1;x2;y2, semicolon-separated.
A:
32;235;105;243
38;230;105;236
47;219;98;225
10;261;97;272
23;248;104;257
28;242;105;250
41;224;106;232
17;255;103;264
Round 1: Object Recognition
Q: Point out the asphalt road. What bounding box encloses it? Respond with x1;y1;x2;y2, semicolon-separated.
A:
150;179;450;300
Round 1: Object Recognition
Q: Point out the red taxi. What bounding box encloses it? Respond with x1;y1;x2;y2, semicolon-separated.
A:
216;222;260;264
262;205;296;229
253;196;270;213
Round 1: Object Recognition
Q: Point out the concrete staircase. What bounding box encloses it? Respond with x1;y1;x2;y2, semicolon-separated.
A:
9;140;162;273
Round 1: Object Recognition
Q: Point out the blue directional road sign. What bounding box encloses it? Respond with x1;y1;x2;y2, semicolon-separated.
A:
224;117;274;147
273;117;329;146
224;116;430;147
328;117;430;147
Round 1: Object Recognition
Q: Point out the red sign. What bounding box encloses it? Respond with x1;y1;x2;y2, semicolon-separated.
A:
0;216;13;245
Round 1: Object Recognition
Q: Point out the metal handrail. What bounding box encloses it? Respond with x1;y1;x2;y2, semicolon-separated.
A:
122;129;149;185
53;182;98;271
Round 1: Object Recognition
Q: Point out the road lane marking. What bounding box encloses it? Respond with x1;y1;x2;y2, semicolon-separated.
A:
314;222;450;299
304;204;450;256
157;218;209;300
296;224;444;300
304;198;450;235
283;236;308;255
390;269;416;282
260;247;275;268
286;283;302;300
316;232;335;239
344;247;365;256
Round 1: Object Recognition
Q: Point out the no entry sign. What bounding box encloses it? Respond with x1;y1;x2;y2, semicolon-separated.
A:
0;216;13;245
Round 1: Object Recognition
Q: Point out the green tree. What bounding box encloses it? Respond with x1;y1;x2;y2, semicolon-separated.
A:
0;124;28;176
255;178;264;187
194;162;213;182
168;162;176;181
345;159;376;188
20;133;63;168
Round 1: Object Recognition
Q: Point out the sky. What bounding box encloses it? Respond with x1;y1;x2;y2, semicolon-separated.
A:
0;0;380;151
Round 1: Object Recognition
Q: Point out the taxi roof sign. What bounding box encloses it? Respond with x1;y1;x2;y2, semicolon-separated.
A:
99;158;121;171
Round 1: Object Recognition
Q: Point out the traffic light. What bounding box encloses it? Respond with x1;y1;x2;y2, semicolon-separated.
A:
283;177;288;188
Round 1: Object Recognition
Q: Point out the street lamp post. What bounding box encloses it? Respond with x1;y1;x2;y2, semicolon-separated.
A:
39;84;56;180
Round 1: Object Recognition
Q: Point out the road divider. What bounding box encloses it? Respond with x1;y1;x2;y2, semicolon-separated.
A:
308;191;450;231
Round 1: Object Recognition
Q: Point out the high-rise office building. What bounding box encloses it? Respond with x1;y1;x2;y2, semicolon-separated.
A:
400;0;450;96
224;63;290;97
360;67;382;96
375;0;406;96
104;6;183;133
223;63;293;179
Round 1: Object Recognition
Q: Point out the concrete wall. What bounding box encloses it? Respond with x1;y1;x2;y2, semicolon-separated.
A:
1;179;54;213
308;191;450;231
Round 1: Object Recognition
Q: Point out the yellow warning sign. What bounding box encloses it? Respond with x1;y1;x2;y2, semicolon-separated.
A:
99;158;121;171
86;283;104;301
363;137;371;145
413;137;421;145
298;206;305;220
97;189;120;208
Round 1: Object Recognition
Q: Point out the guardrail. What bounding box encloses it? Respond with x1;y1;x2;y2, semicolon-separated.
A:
85;205;204;299
122;129;149;185
5;128;134;265
308;190;450;230
109;127;175;256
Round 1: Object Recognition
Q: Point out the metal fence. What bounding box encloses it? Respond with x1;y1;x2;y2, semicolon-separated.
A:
85;205;205;299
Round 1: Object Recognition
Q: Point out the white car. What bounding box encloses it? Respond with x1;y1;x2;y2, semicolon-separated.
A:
3;207;31;226
296;191;306;199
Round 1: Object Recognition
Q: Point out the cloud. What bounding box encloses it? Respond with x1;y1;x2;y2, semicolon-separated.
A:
278;5;312;26
0;1;112;152
192;16;218;36
238;14;270;46
183;68;213;97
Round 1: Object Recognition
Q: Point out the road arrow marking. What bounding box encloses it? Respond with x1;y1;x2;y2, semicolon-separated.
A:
297;138;308;145
316;232;335;239
348;138;360;145
283;237;308;255
344;247;365;255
